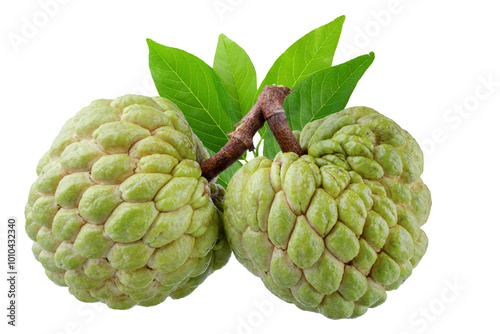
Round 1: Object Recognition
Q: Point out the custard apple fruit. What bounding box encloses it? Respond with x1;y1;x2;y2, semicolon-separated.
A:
25;95;231;309
223;107;431;319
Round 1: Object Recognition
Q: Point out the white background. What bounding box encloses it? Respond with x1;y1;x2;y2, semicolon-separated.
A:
1;0;499;333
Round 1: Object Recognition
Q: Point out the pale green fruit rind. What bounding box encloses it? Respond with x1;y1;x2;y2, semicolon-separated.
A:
144;205;193;248
319;292;354;320
270;248;302;288
190;217;219;258
352;239;378;275
242;228;273;272
26;95;229;309
36;163;66;194
325;223;360;263
91;155;136;184
60;142;104;173
54;242;87;270
137;154;178;174
69;288;100;303
306;189;337;237
52;209;85;242
148;235;195;273
78;185;123;224
93;121;150;154
357;278;386;307
287;216;324;269
119;173;171;202
155;177;198;211
65;269;104;290
104;202;159;243
37;227;61;252
283;161;316;215
84;259;116;280
371;252;401;286
267;191;296;248
242;167;275;232
338;189;367;236
55;173;94;208
338;266;368;301
74;224;114;259
117;267;157;288
130;136;182;161
223;107;431;319
31;196;58;227
154;128;196;161
39;250;63;272
46;270;67;287
291;277;324;308
383;225;415;264
303;252;344;295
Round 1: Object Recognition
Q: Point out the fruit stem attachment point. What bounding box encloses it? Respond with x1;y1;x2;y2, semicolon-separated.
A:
201;85;303;182
260;87;304;157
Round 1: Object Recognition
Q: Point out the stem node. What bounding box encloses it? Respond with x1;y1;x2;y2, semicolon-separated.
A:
201;85;302;182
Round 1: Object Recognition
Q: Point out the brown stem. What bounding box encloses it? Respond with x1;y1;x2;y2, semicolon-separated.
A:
261;88;304;156
201;85;302;182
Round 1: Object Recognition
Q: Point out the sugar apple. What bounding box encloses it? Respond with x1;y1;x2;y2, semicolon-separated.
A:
223;107;431;319
25;95;231;309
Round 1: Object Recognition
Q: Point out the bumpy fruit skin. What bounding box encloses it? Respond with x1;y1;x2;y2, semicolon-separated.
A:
25;95;231;310
223;107;431;319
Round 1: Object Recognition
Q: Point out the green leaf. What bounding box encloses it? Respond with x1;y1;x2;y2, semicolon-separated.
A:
284;52;375;130
258;15;345;93
262;52;375;158
258;15;345;157
213;34;257;119
262;130;281;159
147;38;239;154
207;148;243;188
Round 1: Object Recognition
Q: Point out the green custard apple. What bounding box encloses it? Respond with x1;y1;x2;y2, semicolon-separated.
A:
223;107;431;319
25;95;231;310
